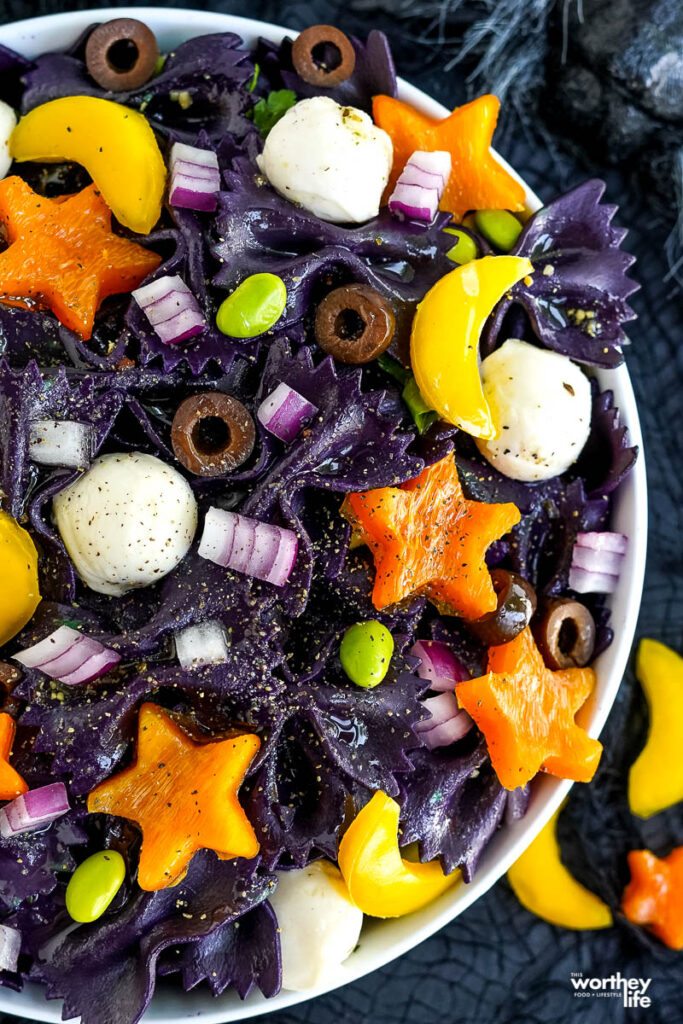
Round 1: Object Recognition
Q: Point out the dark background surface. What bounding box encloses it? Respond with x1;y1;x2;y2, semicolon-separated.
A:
0;1;682;1022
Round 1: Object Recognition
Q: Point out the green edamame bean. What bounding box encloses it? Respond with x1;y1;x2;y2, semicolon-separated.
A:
216;273;287;338
66;850;126;923
340;620;394;688
474;209;523;253
443;228;478;266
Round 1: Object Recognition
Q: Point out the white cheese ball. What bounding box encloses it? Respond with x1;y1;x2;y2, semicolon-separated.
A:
256;96;393;223
475;339;592;482
270;861;363;990
0;101;16;180
53;452;197;596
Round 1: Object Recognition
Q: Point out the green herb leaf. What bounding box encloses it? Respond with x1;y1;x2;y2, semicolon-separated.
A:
402;377;438;434
376;353;411;386
376;355;437;433
247;63;260;93
252;89;297;138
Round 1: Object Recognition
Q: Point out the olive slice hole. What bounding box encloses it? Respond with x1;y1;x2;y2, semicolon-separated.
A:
106;38;140;73
311;40;343;73
192;415;231;456
558;618;578;657
334;308;366;341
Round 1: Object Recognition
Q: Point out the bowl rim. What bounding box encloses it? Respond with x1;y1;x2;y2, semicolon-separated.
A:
0;7;648;1023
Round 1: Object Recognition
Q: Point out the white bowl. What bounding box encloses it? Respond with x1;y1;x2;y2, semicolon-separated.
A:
0;8;647;1022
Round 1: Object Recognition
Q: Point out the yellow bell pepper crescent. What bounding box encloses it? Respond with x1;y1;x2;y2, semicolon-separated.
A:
410;255;533;440
629;639;683;818
11;96;166;234
507;807;612;930
0;510;40;646
337;790;458;918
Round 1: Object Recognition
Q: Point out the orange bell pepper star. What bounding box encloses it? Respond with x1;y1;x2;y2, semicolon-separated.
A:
621;848;683;950
0;177;161;340
341;453;520;619
373;94;527;222
456;627;602;789
87;704;261;891
0;712;28;800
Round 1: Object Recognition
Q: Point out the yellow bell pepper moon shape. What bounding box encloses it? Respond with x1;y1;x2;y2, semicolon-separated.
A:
11;97;166;234
0;510;41;646
337;791;458;917
410;255;533;439
507;808;612;930
629;639;683;818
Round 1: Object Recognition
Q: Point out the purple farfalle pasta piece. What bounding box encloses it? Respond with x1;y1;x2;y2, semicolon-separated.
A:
244;724;347;869
157;901;281;999
28;853;274;1024
400;740;507;881
213;156;454;358
0;362;125;519
21;33;257;143
484;179;639;367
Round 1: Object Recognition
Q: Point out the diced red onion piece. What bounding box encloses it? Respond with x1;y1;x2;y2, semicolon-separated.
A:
133;274;189;307
0;924;21;972
39;633;103;677
262;528;298;587
172;159;219;182
59;648;122;686
410;640;470;691
421;711;474;750
168;185;219;213
154;307;206;345
198;506;298;587
170;141;219;172
256;382;318;443
388;181;439;223
229;515;256;573
568;565;619;594
571;545;623;577
197;507;236;567
575;531;628;554
13;625;120;684
399;163;447;191
143;285;194;326
569;531;627;593
175;620;228;669
0;782;69;839
414;691;461;732
132;275;206;346
407;149;452;184
169;142;221;212
28;420;93;469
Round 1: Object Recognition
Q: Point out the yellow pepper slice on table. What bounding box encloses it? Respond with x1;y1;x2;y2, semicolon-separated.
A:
628;639;683;818
338;790;458;917
507;807;612;930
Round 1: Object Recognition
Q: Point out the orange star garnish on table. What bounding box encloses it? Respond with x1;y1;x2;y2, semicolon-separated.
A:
341;453;520;618
456;627;602;790
0;712;27;800
373;94;527;222
0;177;161;340
621;848;683;950
87;704;260;891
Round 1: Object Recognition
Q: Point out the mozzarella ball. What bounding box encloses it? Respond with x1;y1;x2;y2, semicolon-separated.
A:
0;101;16;180
270;861;363;990
475;339;592;482
53;452;197;596
257;97;393;223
